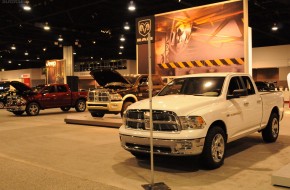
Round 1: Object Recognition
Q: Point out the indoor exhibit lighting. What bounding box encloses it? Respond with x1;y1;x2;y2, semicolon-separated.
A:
272;23;278;31
128;1;136;11
23;4;31;11
58;35;63;42
37;56;40;60
18;64;21;66
119;52;123;55
43;22;50;31
11;44;16;50
8;60;12;64
43;48;47;51
124;22;130;30
120;45;124;49
92;41;96;44
120;35;125;42
24;51;29;56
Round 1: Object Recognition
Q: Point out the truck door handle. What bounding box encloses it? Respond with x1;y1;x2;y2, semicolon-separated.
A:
244;102;249;106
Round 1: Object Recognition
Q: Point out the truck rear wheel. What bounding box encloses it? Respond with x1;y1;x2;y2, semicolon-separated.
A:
90;111;105;117
0;101;4;109
26;102;40;116
121;101;133;117
60;106;71;112
201;126;226;169
75;99;86;112
262;112;279;143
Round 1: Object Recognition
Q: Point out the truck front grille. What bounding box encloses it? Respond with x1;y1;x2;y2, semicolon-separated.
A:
124;109;181;132
88;91;110;102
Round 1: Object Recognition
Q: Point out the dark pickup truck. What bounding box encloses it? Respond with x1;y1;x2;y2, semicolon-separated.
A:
6;81;87;116
87;68;165;117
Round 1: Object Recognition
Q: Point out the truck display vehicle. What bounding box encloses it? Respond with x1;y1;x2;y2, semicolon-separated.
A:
6;81;87;116
119;73;284;169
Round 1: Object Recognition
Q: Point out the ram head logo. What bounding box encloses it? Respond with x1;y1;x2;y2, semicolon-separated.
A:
138;19;151;37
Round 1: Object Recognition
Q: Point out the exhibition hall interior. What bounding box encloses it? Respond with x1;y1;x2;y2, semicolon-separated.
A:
0;0;290;190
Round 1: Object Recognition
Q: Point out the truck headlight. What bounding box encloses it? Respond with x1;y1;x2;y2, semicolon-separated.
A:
179;116;206;130
110;93;122;101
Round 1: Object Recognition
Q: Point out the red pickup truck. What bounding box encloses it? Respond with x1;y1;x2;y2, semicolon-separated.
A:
6;81;87;116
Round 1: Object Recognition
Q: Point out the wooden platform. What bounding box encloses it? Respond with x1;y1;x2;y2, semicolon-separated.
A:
272;163;290;188
64;112;122;128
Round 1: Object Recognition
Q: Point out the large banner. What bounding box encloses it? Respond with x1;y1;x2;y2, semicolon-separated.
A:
46;59;65;84
152;0;244;76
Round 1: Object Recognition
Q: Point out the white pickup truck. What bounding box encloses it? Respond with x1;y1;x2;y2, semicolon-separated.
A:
119;73;284;169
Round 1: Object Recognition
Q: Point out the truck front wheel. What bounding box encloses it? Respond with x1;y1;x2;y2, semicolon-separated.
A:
12;111;24;116
201;126;226;169
90;111;105;117
121;101;133;117
75;99;86;112
262;112;279;143
26;102;40;116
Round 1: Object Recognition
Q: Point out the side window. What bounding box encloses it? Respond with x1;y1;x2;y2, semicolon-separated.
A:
227;77;243;96
49;86;56;93
242;76;255;95
139;77;148;85
57;85;68;92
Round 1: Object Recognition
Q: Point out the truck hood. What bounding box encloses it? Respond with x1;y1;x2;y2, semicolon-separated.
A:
9;81;33;93
90;68;131;87
128;95;218;116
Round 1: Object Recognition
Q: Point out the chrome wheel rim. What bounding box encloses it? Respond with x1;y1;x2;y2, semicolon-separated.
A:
272;117;279;138
29;104;39;115
78;101;85;111
211;133;225;163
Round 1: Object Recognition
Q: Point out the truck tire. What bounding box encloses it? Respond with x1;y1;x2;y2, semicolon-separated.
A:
0;101;4;109
26;102;40;116
60;106;71;112
75;99;86;112
121;101;133;117
201;126;226;169
131;151;149;160
262;112;279;143
90;111;105;117
12;111;24;116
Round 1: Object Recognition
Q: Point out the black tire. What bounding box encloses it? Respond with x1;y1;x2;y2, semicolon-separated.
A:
131;151;149;160
60;106;71;112
0;101;4;109
26;102;40;116
262;112;279;143
201;126;226;169
121;101;133;117
90;111;105;117
75;99;86;112
12;111;24;116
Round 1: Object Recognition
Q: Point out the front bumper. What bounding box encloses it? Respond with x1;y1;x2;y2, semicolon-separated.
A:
7;105;26;112
120;134;205;156
87;101;123;113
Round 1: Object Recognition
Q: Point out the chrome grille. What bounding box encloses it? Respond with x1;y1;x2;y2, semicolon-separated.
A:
88;90;110;102
125;109;181;132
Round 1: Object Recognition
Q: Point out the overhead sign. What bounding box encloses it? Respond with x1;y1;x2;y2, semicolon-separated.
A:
136;16;155;44
46;60;57;67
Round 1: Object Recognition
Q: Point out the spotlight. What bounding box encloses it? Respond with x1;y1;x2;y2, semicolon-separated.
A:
11;44;16;50
43;22;50;31
128;1;136;11
58;35;63;41
124;22;130;30
272;23;278;31
120;35;125;42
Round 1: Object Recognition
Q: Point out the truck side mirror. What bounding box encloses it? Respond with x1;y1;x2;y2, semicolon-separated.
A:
227;89;247;99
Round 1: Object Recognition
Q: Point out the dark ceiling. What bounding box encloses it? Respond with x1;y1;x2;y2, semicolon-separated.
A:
0;0;289;71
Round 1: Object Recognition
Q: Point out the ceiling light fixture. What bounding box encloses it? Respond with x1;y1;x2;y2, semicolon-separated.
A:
23;3;31;11
120;45;124;49
24;51;29;56
58;35;63;42
272;23;278;31
124;22;130;30
11;44;16;50
120;35;125;42
119;52;123;55
8;60;12;64
43;48;47;51
43;22;50;31
128;1;136;11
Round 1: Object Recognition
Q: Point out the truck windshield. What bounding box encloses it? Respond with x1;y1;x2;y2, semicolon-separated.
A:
158;77;225;97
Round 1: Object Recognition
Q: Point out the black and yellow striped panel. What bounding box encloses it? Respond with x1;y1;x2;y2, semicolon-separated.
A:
158;58;244;69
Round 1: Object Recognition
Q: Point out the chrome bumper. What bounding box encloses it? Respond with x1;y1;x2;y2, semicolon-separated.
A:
7;105;26;112
120;134;205;156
